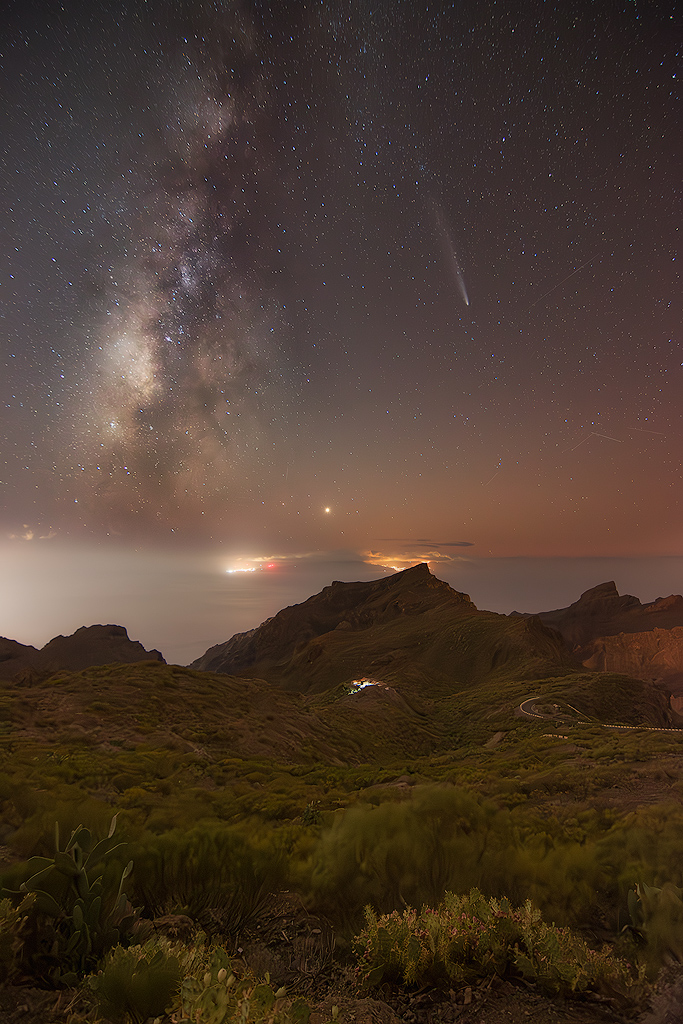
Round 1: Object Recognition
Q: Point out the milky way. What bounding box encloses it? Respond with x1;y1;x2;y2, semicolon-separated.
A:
32;12;298;538
78;59;289;534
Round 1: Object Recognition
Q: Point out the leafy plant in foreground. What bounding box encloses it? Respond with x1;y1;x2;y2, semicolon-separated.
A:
354;888;641;998
91;937;312;1024
175;946;311;1024
0;893;34;983
2;815;138;985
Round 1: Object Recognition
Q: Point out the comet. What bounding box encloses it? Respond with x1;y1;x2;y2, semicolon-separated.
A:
430;201;470;307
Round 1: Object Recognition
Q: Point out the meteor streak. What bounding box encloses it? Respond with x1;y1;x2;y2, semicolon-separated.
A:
529;253;601;309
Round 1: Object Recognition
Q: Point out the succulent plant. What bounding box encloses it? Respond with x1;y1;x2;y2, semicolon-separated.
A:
2;814;139;985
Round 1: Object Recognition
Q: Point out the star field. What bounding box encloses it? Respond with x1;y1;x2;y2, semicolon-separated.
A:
1;0;681;574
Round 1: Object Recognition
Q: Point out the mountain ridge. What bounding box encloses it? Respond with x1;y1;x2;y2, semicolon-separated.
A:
3;571;683;715
516;580;683;647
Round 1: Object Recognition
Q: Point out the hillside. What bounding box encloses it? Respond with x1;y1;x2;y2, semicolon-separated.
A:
0;655;673;776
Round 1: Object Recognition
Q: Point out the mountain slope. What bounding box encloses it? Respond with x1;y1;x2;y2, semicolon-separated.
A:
192;563;474;674
191;563;577;694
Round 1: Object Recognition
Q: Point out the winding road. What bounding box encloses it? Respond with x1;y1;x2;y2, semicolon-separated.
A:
518;695;683;733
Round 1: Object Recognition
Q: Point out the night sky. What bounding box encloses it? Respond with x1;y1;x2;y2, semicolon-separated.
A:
1;1;681;662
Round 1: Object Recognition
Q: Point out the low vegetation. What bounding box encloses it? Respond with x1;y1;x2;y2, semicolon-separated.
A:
0;652;681;1021
89;938;315;1023
354;889;641;995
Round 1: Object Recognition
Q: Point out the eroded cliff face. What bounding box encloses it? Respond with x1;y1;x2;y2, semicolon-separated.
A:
578;626;683;695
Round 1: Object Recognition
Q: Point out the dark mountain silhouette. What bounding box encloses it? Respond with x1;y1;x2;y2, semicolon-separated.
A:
191;563;577;693
0;624;164;680
516;581;683;647
192;563;474;671
0;637;39;667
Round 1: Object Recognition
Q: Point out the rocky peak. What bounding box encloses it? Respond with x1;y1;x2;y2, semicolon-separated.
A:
191;564;474;675
0;624;164;679
572;582;641;615
38;624;165;671
579;581;620;600
530;582;683;647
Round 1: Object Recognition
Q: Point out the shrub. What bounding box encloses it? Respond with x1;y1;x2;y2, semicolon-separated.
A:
128;825;286;939
497;834;612;931
309;784;621;933
602;804;683;899
310;786;507;926
88;939;182;1023
302;801;322;826
354;889;641;998
9;795;116;860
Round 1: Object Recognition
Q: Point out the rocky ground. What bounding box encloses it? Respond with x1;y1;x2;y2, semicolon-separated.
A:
0;890;681;1024
0;965;679;1024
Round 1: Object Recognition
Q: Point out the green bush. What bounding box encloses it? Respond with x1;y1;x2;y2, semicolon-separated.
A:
497;833;613;931
88;939;182;1023
602;804;683;898
91;938;311;1024
9;795;116;860
309;784;614;930
354;889;641;998
310;786;508;926
128;825;286;938
308;783;639;934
